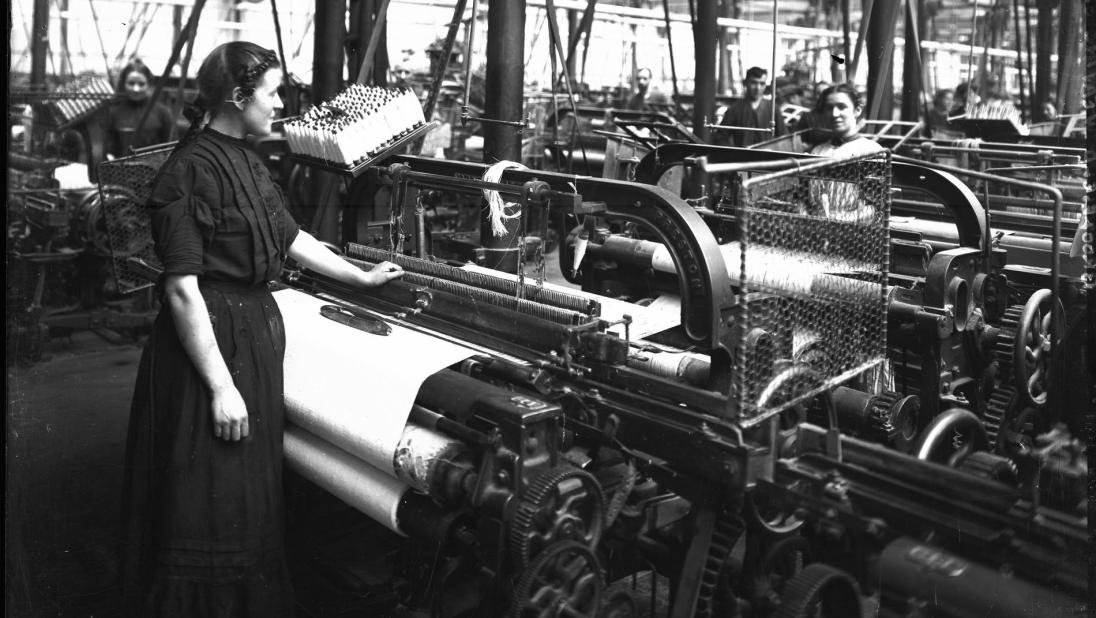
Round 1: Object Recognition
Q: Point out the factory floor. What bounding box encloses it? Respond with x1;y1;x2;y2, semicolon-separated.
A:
5;330;414;618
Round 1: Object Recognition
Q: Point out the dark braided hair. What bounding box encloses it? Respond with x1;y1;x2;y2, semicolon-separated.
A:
175;42;279;151
814;82;862;114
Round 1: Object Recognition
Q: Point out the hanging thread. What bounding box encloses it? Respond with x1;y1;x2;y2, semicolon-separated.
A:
481;160;528;237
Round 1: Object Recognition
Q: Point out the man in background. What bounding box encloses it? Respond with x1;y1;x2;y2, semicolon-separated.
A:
717;66;785;147
625;67;670;111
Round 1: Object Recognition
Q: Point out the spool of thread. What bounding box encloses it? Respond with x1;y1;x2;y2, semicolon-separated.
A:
285;85;427;165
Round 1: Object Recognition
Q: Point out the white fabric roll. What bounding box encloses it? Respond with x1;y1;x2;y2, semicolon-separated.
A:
284;426;409;535
276;289;475;476
393;424;464;493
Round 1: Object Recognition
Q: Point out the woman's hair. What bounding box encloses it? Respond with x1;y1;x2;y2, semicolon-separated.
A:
815;82;862;113
954;81;979;100
116;59;154;94
178;42;279;147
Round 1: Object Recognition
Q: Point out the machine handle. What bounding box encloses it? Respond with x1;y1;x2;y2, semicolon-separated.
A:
320;304;391;336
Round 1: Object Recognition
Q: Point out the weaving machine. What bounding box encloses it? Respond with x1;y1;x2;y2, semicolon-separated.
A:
629;143;1085;444
277;152;1086;616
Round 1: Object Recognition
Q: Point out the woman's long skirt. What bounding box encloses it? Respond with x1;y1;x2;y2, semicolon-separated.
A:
120;281;294;617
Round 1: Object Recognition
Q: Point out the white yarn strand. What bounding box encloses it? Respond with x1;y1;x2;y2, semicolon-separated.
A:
481;161;528;237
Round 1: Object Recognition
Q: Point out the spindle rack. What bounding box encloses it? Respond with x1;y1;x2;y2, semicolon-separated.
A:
285;120;439;178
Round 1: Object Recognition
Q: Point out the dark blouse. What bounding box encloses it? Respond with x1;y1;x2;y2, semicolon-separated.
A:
105;99;177;157
148;128;300;285
717;99;786;147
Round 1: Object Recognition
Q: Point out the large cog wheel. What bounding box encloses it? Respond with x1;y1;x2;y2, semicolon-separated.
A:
510;467;605;568
982;387;1015;452
955;451;1019;485
772;563;861;618
508;540;604;618
997;290;1063;409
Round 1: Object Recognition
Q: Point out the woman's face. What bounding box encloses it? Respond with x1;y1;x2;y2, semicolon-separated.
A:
124;72;149;103
240;68;284;137
823;91;860;139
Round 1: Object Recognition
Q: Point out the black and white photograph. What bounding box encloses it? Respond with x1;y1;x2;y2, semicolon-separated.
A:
6;0;1092;616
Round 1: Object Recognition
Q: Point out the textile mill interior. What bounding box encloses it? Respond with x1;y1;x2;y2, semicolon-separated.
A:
6;0;1093;616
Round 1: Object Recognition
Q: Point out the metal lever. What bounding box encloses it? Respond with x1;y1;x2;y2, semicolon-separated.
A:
460;106;532;134
320;304;391;336
702;115;774;134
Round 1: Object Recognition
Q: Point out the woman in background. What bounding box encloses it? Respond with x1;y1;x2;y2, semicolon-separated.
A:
808;83;886;223
809;83;885;158
119;41;403;617
104;59;177;158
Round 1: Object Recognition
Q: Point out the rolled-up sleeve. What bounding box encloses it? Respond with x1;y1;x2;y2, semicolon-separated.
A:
149;158;218;277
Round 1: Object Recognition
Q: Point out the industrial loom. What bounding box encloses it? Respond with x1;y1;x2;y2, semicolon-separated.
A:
268;152;1086;617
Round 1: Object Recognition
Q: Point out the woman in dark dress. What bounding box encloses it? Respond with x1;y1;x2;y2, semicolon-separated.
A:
120;42;404;617
105;59;178;158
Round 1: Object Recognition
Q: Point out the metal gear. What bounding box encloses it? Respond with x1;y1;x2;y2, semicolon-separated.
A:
983;386;1015;452
508;540;604;618
996;291;1063;409
987;305;1024;451
865;396;898;444
955;451;1019;485
510;467;605;568
694;511;746;618
772;563;861;618
995;305;1023;384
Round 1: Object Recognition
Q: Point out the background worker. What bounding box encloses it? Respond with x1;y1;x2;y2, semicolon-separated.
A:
717;66;786;147
103;59;177;158
624;67;670;111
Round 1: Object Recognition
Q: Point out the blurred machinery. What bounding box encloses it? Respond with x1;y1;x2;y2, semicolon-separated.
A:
7;153;157;363
270;152;1087;617
6;76;161;363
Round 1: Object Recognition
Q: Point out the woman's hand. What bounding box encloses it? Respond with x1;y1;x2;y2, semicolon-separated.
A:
211;385;250;441
363;261;404;287
163;274;246;442
288;232;405;288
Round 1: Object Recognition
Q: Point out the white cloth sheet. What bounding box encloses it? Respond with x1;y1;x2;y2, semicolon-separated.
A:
276;288;475;474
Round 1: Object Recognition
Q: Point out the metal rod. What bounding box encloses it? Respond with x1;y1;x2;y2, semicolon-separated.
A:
419;0;467;131
696;157;805;175
661;0;681;103
982;164;1085;173
704;122;771;134
133;0;207;139
1022;0;1035;121
842;0;851;77
966;2;977;89
849;0;873;79
174;9;198;123
460;0;481;122
86;0;113;83
769;0;777;136
1012;0;1027;123
270;0;297;117
355;0;391;85
544;0;585;172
